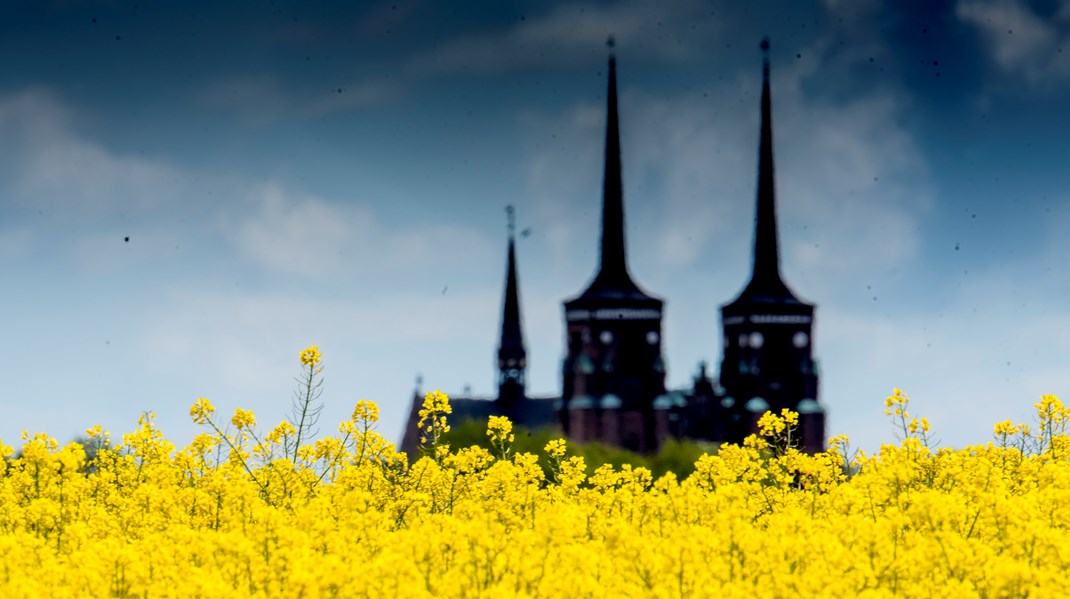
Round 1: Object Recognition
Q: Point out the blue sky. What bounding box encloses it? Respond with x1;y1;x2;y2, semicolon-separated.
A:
2;0;1070;453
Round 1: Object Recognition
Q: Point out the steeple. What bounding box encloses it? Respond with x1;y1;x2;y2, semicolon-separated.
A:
560;38;665;454
731;37;802;305
717;38;822;453
574;37;656;303
497;206;526;398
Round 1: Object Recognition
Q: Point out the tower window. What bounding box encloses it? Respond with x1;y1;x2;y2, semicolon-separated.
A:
793;331;809;348
600;330;613;344
738;333;749;348
749;332;764;348
646;331;659;344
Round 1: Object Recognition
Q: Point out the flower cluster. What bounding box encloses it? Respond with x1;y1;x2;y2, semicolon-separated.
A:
417;389;452;460
1;379;1069;597
298;345;322;367
486;415;514;459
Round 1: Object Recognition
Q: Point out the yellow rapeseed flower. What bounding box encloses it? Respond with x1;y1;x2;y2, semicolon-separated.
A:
231;408;256;430
544;438;567;459
299;345;322;367
487;416;514;444
352;399;379;424
189;397;215;425
10;370;1070;598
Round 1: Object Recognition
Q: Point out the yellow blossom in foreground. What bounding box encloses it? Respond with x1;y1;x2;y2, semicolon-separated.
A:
487;415;514;444
299;344;322;367
352;399;379;423
1;390;1069;598
231;408;256;430
265;420;296;443
544;438;567;459
189;397;215;425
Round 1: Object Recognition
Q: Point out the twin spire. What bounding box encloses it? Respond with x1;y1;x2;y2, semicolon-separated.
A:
585;36;793;306
574;36;656;303
505;37;800;364
733;37;803;305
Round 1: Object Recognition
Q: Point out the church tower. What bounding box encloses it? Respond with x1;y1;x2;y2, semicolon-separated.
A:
497;206;527;418
561;40;667;453
718;39;825;452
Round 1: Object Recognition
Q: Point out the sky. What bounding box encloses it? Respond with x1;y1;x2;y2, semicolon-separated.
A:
2;0;1070;454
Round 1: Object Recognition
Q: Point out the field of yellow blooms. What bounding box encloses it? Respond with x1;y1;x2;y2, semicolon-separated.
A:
2;348;1069;598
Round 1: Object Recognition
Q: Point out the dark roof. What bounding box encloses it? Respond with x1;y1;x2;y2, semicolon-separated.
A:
450;395;558;428
398;392;559;459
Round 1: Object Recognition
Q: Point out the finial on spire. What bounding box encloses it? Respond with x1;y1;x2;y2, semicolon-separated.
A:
506;204;516;238
607;35;615;49
760;37;770;52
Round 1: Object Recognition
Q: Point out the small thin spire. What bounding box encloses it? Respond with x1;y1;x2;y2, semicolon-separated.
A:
498;205;526;382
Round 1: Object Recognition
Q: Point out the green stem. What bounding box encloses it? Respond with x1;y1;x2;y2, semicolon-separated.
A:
293;362;315;464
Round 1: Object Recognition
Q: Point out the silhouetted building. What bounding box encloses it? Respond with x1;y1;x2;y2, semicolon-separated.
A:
714;39;825;452
400;39;826;458
560;44;668;454
399;208;558;458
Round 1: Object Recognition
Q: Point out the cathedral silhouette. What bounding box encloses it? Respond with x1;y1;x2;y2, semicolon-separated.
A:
401;39;826;456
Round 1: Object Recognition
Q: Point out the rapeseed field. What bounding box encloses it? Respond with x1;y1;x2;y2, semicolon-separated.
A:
1;347;1067;597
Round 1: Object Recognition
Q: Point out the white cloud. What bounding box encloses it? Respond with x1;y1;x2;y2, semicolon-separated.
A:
0;88;182;216
231;184;355;277
407;0;720;75
226;182;497;280
627;92;750;269
957;0;1070;85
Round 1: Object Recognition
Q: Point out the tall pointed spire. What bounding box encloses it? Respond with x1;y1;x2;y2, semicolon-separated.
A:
598;35;628;286
575;36;654;302
498;206;526;394
736;37;798;303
